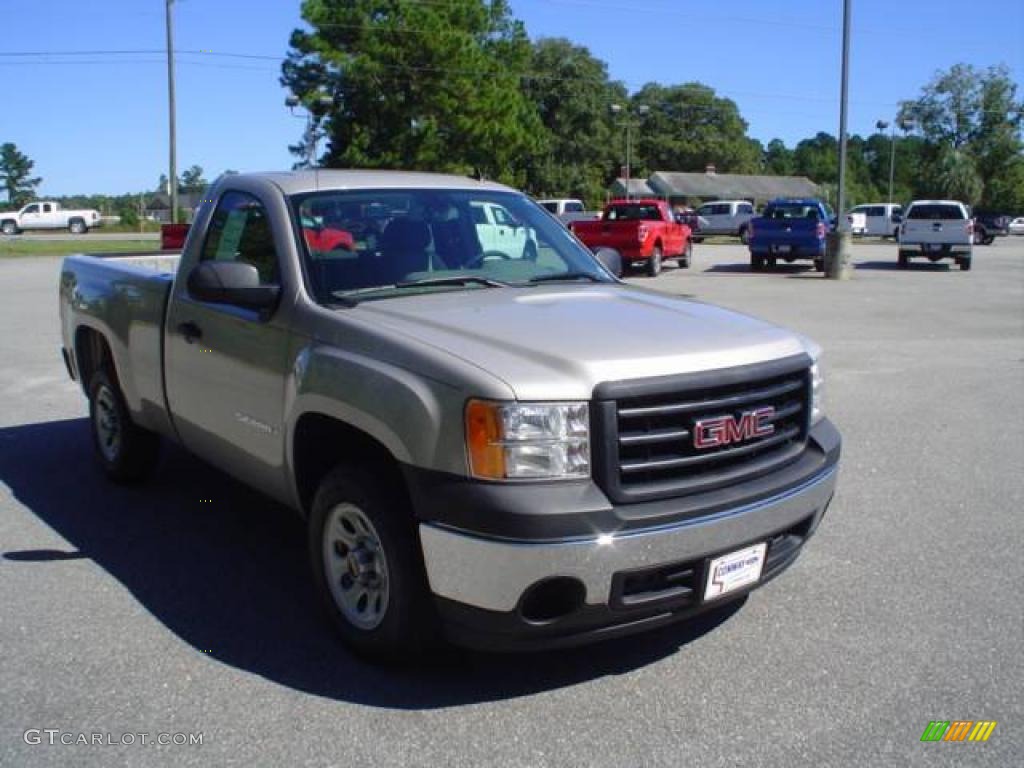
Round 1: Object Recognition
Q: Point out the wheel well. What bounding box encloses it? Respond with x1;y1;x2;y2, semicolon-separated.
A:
74;326;116;393
292;413;405;516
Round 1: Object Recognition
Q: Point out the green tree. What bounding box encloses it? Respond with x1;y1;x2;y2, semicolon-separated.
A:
180;165;207;193
763;139;794;175
522;38;626;205
630;83;762;177
898;63;1024;208
0;143;42;206
281;0;544;185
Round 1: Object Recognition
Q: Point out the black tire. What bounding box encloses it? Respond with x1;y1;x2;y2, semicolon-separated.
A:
69;218;88;235
898;252;909;269
983;235;995;246
1;220;18;235
960;257;972;271
738;225;749;245
813;258;825;272
88;370;160;483
678;240;693;269
309;464;437;659
647;245;663;277
750;254;765;272
691;236;704;244
767;256;777;270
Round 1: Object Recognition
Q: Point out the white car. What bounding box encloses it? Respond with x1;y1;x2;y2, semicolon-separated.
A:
0;201;103;235
898;200;973;270
692;200;755;243
470;201;538;260
538;198;585;216
847;203;903;238
1008;217;1024;235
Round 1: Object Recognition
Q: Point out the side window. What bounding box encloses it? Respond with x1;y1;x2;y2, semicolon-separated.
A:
43;203;53;213
565;201;584;213
491;205;515;227
739;203;753;215
23;204;39;214
200;191;278;285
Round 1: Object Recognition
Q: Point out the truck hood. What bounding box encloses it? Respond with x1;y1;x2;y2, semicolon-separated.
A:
355;284;809;400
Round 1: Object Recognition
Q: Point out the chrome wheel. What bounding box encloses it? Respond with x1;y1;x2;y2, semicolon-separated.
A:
322;503;390;630
93;384;121;462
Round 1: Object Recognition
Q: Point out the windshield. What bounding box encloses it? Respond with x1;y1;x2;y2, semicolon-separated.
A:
907;204;965;220
764;204;822;221
603;203;662;221
292;188;611;305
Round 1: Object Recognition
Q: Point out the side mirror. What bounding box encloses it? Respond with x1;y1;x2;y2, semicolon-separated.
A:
891;214;902;224
593;247;623;278
187;261;280;311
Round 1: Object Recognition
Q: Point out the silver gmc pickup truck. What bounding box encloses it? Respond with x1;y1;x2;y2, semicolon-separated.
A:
59;170;840;657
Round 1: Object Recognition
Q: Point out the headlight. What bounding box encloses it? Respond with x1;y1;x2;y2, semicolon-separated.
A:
810;361;824;424
465;400;589;480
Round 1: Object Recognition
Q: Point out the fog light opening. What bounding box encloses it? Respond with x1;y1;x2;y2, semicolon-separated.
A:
518;577;586;624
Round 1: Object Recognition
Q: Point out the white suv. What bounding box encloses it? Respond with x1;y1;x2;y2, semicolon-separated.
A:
693;200;755;243
898;200;973;271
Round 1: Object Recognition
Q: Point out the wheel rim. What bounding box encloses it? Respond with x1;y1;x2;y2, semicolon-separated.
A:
94;384;121;462
322;503;390;630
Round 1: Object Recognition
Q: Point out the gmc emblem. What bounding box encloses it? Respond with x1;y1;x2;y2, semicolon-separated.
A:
694;407;775;450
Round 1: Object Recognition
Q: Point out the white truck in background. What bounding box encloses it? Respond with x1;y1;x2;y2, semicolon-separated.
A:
1;201;103;234
898;200;973;270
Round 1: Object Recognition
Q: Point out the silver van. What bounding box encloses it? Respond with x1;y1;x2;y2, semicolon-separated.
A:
693;200;755;243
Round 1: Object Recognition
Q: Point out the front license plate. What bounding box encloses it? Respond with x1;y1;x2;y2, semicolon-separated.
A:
704;543;767;601
775;245;791;253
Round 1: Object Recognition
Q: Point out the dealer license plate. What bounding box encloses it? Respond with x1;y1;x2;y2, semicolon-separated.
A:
775;245;791;253
704;543;767;601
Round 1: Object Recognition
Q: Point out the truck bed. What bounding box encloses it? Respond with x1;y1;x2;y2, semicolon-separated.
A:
59;253;178;436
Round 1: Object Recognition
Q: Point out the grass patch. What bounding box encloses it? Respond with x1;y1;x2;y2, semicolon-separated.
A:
0;239;162;258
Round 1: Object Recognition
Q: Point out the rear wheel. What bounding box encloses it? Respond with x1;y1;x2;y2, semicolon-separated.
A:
750;254;765;272
647;245;663;277
691;236;704;244
69;218;87;235
813;258;825;272
309;465;437;659
738;225;749;245
677;240;693;268
959;257;972;271
898;252;909;269
88;370;160;482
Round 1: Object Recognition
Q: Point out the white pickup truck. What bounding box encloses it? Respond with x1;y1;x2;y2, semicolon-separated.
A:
1;201;103;235
897;200;973;270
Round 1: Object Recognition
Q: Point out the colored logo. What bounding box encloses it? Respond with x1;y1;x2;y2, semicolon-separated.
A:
694;407;775;450
920;721;997;742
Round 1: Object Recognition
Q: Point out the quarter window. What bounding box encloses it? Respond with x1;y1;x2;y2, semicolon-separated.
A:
200;191;279;284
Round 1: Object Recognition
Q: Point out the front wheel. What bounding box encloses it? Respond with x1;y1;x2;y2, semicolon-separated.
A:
959;257;972;271
898;252;909;269
1;220;18;235
750;254;765;272
309;465;437;659
88;370;160;482
814;258;825;272
647;245;663;277
738;226;749;245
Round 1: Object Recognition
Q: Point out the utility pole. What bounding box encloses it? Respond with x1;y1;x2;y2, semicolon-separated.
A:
876;119;895;205
165;0;178;225
827;0;853;279
610;104;649;200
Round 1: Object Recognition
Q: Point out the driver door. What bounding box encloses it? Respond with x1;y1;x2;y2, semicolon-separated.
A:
163;189;293;500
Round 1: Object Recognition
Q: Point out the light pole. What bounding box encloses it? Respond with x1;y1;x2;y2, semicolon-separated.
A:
610;104;649;200
286;94;335;167
876;119;895;205
165;0;177;224
827;0;853;280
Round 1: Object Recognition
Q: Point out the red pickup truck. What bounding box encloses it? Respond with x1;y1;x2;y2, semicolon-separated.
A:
571;198;692;276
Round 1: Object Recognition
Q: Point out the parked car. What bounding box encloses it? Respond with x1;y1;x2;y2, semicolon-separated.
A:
846;203;903;238
470;200;538;260
692;200;755;243
58;170;840;657
747;198;834;272
1008;217;1024;235
538;198;586;216
0;201;103;234
898;200;973;270
571;198;692;276
971;212;1011;245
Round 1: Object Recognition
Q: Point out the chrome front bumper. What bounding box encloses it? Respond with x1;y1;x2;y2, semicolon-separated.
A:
419;465;838;613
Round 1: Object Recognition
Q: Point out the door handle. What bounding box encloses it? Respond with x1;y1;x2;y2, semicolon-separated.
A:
177;321;203;343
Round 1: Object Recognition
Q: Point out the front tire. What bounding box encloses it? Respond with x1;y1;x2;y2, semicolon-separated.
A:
898;251;909;269
738;225;749;245
750;253;765;272
309;465;437;659
88;370;160;482
1;220;18;235
959;257;972;271
647;245;663;277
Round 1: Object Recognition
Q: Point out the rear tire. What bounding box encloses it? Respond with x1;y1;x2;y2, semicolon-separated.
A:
647;245;663;277
898;252;909;269
88;370;160;483
69;218;88;235
738;226;749;245
813;258;825;272
691;236;704;244
678;240;693;269
309;465;437;659
750;254;765;272
959;257;972;271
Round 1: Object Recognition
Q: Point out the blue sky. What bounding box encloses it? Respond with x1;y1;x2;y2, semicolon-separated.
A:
1;0;1021;196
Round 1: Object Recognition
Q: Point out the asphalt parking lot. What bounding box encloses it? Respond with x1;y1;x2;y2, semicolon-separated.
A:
1;238;1021;767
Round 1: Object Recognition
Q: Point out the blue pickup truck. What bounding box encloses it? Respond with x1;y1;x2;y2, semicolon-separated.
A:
747;199;834;272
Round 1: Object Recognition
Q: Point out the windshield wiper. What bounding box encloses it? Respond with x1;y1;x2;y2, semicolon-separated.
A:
397;275;510;288
527;272;604;284
332;275;508;306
